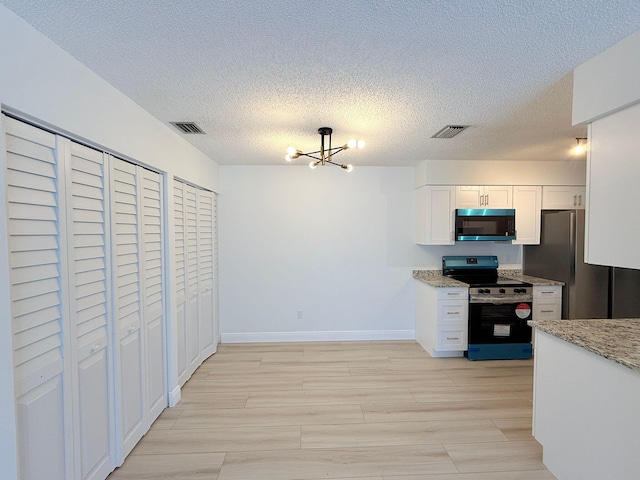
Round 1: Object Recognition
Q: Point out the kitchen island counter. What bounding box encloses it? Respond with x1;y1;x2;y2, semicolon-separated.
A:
529;318;640;480
529;318;640;373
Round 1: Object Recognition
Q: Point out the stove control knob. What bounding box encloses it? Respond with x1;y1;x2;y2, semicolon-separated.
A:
499;288;506;294
515;288;523;293
481;289;489;294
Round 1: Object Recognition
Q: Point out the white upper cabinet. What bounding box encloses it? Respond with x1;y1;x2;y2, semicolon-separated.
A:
415;185;454;245
542;186;586;210
455;186;512;209
513;186;542;245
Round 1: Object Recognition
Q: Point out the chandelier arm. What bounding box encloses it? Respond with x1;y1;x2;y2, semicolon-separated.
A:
297;153;322;161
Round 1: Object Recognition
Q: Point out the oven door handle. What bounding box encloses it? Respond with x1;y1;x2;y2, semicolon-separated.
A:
469;295;532;304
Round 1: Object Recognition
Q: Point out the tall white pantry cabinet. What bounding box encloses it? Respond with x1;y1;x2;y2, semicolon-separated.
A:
2;115;219;480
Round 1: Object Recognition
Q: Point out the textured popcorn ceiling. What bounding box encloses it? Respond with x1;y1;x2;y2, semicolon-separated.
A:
2;1;640;166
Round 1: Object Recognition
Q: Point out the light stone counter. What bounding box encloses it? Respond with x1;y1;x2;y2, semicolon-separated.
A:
412;270;467;288
529;318;640;373
413;269;563;288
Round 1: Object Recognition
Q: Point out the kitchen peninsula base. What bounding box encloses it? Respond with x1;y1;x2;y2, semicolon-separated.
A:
532;327;640;480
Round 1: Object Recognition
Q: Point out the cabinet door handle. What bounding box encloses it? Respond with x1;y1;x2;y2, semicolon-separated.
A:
578;195;582;206
485;194;489;205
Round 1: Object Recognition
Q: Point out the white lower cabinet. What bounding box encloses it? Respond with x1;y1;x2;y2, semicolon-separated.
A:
416;282;468;357
533;286;562;320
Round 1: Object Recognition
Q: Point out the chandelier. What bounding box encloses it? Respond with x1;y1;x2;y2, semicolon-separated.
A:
285;127;365;172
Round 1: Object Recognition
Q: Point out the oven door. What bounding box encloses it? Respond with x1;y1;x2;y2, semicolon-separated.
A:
468;300;532;345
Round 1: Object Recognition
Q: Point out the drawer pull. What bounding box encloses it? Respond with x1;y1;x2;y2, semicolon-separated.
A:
446;336;460;340
541;310;554;313
128;325;135;333
91;344;100;353
446;292;459;296
446;311;460;315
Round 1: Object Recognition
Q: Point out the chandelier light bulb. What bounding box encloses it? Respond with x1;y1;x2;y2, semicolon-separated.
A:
347;139;357;149
285;154;292;162
574;145;585;155
309;161;318;169
286;146;297;156
357;140;365;149
345;164;354;173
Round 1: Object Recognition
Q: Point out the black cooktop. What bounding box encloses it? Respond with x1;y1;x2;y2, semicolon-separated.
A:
451;275;531;288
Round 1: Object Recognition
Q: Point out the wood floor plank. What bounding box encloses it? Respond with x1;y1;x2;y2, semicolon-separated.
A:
409;383;533;402
383;471;556;480
172;405;365;429
303;372;455;390
217;445;458;480
444;440;546;473
491;417;536;441
108;453;225;479
301;419;508;449
245;387;416;408
130;426;301;454
176;391;249;409
361;399;533;423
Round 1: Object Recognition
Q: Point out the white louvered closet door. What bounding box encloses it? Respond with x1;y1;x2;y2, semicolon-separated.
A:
140;167;166;423
197;189;216;359
110;157;145;462
173;180;189;385
4;116;70;480
185;184;200;378
64;140;114;480
213;193;219;352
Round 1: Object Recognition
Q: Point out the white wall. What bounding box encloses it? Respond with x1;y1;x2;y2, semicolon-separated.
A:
219;166;521;342
0;6;218;477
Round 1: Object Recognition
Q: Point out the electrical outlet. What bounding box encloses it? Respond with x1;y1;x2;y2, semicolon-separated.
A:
297;309;303;320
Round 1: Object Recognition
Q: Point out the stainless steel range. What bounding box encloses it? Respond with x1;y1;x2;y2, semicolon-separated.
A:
442;255;533;360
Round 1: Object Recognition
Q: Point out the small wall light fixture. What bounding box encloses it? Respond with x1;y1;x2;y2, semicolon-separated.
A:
573;137;588;156
285;127;364;172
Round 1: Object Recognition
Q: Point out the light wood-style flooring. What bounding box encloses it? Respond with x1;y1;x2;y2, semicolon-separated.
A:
108;341;556;479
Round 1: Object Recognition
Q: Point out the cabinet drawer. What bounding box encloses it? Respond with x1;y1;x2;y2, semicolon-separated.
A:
436;326;467;351
437;288;467;300
437;301;466;325
534;287;562;299
534;301;561;320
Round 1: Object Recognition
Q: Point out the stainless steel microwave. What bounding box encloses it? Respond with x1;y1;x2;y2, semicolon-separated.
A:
455;209;516;241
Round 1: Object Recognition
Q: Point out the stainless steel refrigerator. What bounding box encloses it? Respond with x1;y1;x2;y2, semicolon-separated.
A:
523;210;640;319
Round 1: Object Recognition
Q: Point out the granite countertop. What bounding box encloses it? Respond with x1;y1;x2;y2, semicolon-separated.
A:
412;269;563;288
529;319;640;373
412;270;467;287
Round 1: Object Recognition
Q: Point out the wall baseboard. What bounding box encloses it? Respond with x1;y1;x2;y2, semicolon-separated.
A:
168;385;181;407
220;330;415;344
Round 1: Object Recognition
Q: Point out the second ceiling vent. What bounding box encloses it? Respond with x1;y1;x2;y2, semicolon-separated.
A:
171;122;206;134
431;125;469;139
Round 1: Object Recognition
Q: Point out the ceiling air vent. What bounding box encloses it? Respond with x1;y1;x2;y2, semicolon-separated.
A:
171;122;205;134
431;125;469;139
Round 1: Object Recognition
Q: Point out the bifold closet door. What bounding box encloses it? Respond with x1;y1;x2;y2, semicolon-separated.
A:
185;184;200;378
111;157;145;461
173;181;189;385
64;140;114;480
140;167;166;423
4;116;70;480
197;189;216;359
